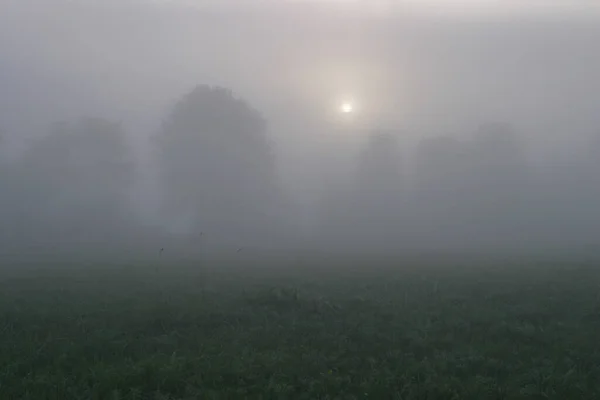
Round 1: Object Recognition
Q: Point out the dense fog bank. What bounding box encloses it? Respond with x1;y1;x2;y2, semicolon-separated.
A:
2;1;600;260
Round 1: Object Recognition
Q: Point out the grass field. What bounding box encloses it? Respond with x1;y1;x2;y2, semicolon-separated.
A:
1;256;599;399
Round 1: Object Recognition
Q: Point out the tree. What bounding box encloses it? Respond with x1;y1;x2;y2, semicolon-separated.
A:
542;131;600;248
156;85;285;250
411;135;469;247
9;118;136;252
318;130;405;252
462;122;532;249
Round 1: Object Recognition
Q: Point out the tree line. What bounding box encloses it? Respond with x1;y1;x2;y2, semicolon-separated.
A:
1;84;600;258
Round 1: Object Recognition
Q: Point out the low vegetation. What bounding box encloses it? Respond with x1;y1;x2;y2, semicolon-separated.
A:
1;257;599;399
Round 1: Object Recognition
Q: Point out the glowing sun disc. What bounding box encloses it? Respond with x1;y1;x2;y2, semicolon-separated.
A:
340;102;354;113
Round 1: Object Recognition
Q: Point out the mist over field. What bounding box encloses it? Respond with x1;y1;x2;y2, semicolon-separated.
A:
3;2;600;398
2;0;600;258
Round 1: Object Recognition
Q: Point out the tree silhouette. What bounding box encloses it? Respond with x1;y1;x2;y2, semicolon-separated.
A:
542;131;600;248
462;122;531;248
9;118;135;251
319;130;405;252
157;85;284;249
412;135;468;247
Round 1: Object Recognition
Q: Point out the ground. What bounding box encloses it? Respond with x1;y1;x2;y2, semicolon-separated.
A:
1;255;599;399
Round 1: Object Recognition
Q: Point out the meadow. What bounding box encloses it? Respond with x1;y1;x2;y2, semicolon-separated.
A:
1;254;599;399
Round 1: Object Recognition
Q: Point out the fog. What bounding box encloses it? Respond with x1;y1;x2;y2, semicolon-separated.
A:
2;0;600;259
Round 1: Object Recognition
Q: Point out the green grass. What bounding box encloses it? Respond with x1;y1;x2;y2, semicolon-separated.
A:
1;258;599;399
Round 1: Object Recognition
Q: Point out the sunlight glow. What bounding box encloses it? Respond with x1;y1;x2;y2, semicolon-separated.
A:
340;102;354;113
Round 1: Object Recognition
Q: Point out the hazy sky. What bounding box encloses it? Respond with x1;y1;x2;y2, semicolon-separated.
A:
2;0;600;199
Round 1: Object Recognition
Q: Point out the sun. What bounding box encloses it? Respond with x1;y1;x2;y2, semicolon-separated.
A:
340;102;354;113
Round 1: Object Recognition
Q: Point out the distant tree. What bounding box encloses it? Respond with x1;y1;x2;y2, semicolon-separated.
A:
156;85;286;249
10;118;136;251
545;131;600;247
319;130;405;252
411;135;468;247
355;131;404;196
463;122;532;248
